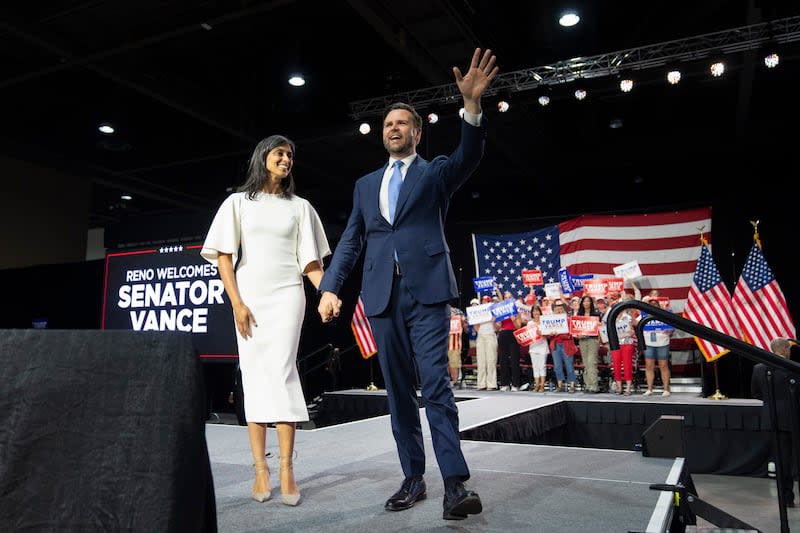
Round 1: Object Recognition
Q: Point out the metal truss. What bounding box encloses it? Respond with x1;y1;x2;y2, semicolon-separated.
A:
348;16;800;119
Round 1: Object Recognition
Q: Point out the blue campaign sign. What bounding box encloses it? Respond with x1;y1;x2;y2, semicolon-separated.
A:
571;274;593;289
558;267;575;294
473;276;495;293
490;299;517;321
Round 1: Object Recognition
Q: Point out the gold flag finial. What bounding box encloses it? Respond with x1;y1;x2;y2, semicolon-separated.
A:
750;220;762;249
696;225;707;246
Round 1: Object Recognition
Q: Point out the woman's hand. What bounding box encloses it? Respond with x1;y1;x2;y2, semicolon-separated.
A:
232;302;257;339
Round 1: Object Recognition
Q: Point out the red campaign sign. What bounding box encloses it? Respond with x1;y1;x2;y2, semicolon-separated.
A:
603;277;625;294
652;296;671;309
521;269;544;286
569;316;600;336
513;323;542;346
583;279;608;298
450;316;463;335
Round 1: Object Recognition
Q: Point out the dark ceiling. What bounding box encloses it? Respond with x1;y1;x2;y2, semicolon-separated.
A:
2;1;799;244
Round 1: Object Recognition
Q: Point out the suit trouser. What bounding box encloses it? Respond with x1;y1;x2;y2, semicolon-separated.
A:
368;273;470;481
497;330;521;388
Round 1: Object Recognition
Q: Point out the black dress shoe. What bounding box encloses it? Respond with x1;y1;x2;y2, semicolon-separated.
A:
442;480;482;520
385;476;426;511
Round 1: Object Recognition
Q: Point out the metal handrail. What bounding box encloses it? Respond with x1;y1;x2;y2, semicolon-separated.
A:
608;299;799;531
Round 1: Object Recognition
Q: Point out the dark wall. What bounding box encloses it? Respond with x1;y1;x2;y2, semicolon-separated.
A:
0;156;91;269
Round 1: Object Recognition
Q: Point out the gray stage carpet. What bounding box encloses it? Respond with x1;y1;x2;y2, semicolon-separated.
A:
206;390;706;533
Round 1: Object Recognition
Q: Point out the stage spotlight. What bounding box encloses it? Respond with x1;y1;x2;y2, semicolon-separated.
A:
619;78;633;93
120;194;132;201
497;100;509;113
710;60;725;77
574;88;587;101
538;95;550;106
427;112;439;124
98;123;115;134
764;52;780;69
288;74;305;87
358;123;370;135
667;69;682;85
559;11;580;27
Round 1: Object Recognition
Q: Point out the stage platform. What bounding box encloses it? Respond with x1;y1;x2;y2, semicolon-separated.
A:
206;388;768;533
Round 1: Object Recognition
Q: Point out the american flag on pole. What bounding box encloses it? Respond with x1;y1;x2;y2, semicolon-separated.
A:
732;234;795;351
683;240;743;362
351;296;377;359
472;207;711;312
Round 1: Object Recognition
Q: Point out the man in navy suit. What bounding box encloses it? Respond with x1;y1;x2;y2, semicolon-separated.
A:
318;48;498;520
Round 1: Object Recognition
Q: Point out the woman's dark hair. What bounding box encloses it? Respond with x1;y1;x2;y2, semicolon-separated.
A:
579;295;597;315
238;135;296;199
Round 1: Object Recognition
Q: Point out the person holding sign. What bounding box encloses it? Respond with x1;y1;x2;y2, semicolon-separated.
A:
497;291;524;392
548;301;578;393
472;295;499;391
574;296;602;393
201;134;331;506
642;298;674;397
526;305;550;392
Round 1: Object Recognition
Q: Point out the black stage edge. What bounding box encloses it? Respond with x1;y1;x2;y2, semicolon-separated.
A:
317;391;770;476
0;329;217;533
461;400;769;476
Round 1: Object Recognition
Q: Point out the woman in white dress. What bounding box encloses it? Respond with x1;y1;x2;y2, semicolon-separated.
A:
201;135;331;506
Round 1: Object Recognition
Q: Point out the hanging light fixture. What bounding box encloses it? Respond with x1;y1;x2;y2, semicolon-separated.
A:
538;95;550;106
574;88;587;101
358;123;370;135
619;78;634;93
667;69;682;85
497;100;510;112
427;112;439;124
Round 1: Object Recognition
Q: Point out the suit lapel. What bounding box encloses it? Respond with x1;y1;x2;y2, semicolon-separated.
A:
372;166;390;226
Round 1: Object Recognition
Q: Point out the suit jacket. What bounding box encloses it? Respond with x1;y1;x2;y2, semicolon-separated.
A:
320;118;487;316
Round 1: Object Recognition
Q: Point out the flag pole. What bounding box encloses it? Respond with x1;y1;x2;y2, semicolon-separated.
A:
366;357;378;391
709;360;728;400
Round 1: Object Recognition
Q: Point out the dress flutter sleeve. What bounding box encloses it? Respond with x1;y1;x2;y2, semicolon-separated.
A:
296;197;331;273
200;193;241;266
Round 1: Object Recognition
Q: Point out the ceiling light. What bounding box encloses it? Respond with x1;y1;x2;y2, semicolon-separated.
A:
667;69;682;85
710;61;725;77
497;100;509;113
764;52;779;69
358;123;370;135
120;194;132;201
559;12;580;27
619;78;633;93
574;88;587;101
538;95;550;106
288;74;305;87
98;123;114;134
427;112;439;124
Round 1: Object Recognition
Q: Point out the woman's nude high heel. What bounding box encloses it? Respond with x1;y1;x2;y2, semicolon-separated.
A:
252;460;271;502
279;456;302;506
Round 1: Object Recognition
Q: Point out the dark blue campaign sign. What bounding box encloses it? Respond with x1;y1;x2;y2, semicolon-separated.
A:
102;244;237;360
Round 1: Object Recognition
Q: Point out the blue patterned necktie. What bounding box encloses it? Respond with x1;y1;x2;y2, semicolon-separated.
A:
388;160;403;224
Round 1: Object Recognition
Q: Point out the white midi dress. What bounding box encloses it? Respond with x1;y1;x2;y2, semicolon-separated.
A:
200;192;330;422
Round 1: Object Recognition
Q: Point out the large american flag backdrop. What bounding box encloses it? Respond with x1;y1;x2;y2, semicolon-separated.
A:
471;207;712;312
